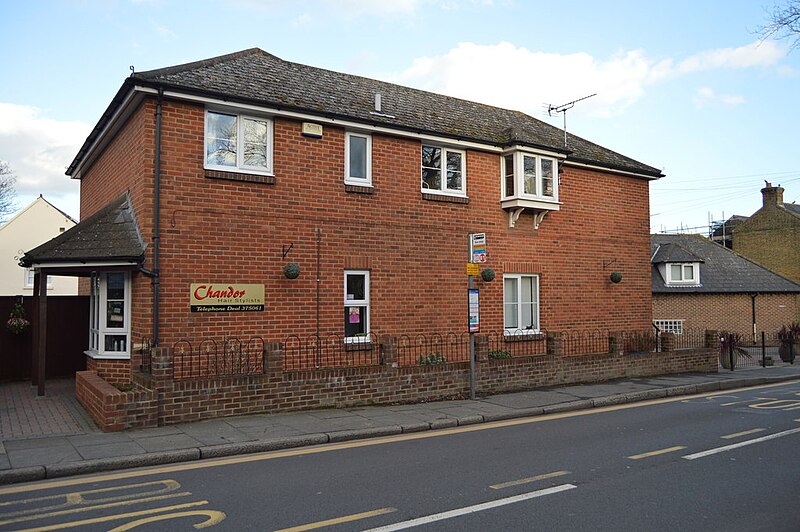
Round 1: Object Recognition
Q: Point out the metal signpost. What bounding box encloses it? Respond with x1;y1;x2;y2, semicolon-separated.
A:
467;233;486;400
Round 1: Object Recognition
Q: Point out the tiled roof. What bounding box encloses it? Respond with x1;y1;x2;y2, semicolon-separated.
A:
70;48;662;179
20;193;145;267
784;202;800;218
651;242;704;264
650;234;800;294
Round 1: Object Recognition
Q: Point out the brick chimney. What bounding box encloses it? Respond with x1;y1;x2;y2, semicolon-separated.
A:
761;182;784;208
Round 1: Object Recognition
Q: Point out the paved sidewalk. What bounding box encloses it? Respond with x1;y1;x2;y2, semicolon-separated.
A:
2;364;800;485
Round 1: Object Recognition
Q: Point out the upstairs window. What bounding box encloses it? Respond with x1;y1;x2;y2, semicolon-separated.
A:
345;132;372;186
205;110;273;174
421;145;466;195
502;152;558;201
666;263;699;285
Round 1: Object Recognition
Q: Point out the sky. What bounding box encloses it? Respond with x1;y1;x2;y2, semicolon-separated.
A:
1;0;799;234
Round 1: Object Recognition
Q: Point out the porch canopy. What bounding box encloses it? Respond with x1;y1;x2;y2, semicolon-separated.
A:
19;193;145;395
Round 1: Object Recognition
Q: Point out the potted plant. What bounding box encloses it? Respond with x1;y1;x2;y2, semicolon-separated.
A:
6;303;30;335
777;322;800;363
718;332;751;369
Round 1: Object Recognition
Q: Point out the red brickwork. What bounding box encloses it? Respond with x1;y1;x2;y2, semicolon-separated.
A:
86;357;133;385
76;96;653;360
75;370;157;431
653;293;800;336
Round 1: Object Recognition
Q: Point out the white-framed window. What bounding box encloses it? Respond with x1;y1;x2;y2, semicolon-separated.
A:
344;270;370;341
502;152;558;201
421;145;466;195
23;268;52;290
345;132;372;186
654;319;684;335
89;272;131;358
205;110;273;174
666;263;699;285
503;274;540;334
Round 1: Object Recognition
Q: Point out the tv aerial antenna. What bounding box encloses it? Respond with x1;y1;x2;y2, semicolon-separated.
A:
547;93;596;148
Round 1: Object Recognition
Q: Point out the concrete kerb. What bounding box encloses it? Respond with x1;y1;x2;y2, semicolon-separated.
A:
3;375;800;486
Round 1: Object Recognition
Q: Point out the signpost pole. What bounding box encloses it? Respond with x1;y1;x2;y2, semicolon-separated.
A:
468;273;476;400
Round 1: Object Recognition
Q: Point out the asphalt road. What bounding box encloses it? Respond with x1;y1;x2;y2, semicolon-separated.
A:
1;381;799;531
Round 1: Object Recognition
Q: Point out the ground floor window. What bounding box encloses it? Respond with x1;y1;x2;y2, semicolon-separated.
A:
344;270;369;341
89;272;131;357
504;274;539;334
654;319;683;335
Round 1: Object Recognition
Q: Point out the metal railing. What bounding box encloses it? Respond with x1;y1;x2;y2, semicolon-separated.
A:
397;332;470;366
283;333;381;371
562;330;609;356
172;337;266;381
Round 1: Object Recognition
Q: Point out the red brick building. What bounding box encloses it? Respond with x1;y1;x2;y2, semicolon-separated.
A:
23;49;665;391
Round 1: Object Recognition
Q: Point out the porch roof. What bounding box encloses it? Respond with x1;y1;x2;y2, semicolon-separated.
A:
19;193;146;270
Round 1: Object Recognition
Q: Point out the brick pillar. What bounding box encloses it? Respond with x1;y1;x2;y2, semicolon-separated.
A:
381;335;398;367
546;332;563;356
660;332;675;353
150;346;173;382
705;330;720;349
264;342;283;372
475;334;489;362
609;332;624;355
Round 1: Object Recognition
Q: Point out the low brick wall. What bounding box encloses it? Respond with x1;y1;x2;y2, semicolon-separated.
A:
79;336;719;431
75;370;157;431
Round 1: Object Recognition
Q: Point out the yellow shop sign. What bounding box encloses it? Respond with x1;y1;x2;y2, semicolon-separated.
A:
190;283;265;312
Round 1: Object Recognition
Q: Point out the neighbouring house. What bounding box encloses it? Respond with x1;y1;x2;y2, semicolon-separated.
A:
20;49;722;429
651;234;800;338
0;195;78;296
733;183;800;284
709;214;748;249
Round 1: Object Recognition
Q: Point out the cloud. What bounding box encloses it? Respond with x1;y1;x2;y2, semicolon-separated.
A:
0;103;88;201
693;87;746;108
393;40;784;118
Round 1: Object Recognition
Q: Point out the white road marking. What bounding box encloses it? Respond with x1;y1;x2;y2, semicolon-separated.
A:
683;427;800;460
362;484;577;531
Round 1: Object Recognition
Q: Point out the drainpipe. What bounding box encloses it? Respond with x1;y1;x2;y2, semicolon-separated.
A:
153;88;163;346
751;294;757;344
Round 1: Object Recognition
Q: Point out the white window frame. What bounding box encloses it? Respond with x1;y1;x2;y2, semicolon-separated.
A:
87;272;131;359
654;319;684;335
503;273;540;335
23;268;52;290
204;110;274;175
665;262;699;285
421;144;467;197
345;132;372;186
501;151;558;201
344;270;370;343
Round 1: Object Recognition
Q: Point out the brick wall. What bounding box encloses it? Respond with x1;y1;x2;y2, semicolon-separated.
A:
81;337;716;431
734;190;800;285
86;357;134;385
75;370;157;431
653;293;799;336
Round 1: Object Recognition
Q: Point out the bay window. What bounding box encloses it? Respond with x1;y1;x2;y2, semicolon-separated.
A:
502;152;558;201
89;272;131;357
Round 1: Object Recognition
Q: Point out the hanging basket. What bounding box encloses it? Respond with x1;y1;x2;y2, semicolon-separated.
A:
480;268;496;282
283;262;301;279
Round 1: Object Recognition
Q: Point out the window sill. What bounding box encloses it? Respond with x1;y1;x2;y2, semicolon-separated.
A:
500;197;560;211
205;169;275;185
503;331;545;342
421;192;469;204
84;350;130;360
345;184;374;194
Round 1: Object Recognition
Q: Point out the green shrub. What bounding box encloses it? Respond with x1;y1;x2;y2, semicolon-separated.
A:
419;352;447;366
